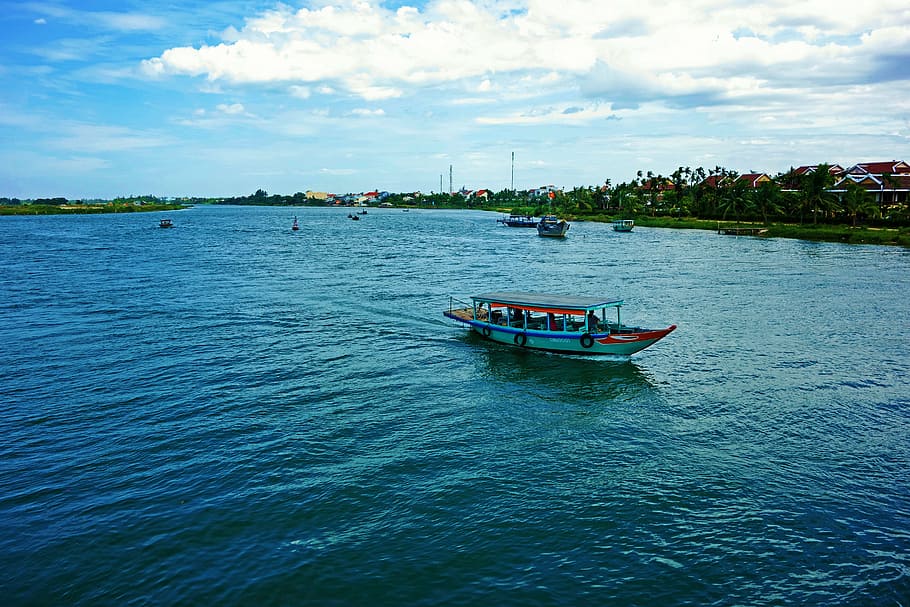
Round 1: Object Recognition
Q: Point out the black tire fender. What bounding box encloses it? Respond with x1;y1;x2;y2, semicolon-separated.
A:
514;333;527;347
580;333;594;348
482;326;491;337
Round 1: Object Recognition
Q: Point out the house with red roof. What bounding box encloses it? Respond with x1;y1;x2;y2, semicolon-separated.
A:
640;179;674;192
699;175;727;188
829;161;909;212
736;173;772;188
844;160;910;176
793;164;845;177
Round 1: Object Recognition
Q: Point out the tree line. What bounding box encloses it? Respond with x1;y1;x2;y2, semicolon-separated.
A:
453;164;902;227
4;163;906;228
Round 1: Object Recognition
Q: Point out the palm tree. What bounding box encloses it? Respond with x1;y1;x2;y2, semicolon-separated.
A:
717;169;742;221
748;181;780;224
841;181;878;227
798;163;837;224
597;179;612;211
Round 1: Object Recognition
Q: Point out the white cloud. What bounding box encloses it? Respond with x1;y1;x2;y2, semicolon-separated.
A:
476;102;622;125
30;37;113;62
140;0;910;118
319;167;356;175
289;85;311;99
216;103;245;115
27;5;166;32
8;0;910;198
46;123;173;153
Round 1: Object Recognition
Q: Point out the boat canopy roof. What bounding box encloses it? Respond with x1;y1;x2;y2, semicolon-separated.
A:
472;291;623;313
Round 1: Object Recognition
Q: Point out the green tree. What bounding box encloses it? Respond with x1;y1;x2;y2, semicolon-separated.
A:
670;166;688;202
841;181;878;227
595;179;611;210
566;186;595;213
751;180;783;224
612;181;641;216
797;164;837;224
716;169;743;221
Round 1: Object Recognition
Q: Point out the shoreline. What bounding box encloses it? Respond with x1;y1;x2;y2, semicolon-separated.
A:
621;216;910;247
2;202;907;247
0;203;188;216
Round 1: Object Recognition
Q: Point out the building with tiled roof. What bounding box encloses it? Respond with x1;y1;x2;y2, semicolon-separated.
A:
844;161;910;176
793;164;845;176
833;166;910;212
737;173;772;188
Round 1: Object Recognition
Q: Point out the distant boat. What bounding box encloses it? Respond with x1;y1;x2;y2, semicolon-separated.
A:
717;225;767;236
537;215;569;237
349;213;360;221
444;291;675;357
292;216;299;231
497;213;537;228
159;218;174;228
612;219;634;232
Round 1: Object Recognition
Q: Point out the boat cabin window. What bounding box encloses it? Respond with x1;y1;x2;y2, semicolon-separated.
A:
508;308;524;327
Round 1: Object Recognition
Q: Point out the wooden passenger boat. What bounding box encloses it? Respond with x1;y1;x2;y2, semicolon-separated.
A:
497;213;538;228
444;291;675;357
159;218;174;228
612;219;634;232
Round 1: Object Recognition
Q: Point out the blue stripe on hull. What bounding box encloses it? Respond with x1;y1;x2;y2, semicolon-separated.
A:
462;321;659;356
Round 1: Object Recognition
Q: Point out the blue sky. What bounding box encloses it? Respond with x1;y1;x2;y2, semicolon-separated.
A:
2;0;908;199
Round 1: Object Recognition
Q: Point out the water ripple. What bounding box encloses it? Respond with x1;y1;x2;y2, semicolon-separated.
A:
1;207;908;605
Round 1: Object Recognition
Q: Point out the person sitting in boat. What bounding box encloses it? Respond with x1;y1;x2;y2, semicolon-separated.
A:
587;310;600;331
547;313;559;331
511;308;524;326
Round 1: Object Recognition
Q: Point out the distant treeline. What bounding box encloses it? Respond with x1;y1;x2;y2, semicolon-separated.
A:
0;195;189;215
218;164;909;228
3;163;908;228
520;164;909;228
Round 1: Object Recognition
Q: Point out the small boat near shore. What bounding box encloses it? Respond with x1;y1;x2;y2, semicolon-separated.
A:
537;215;570;237
159;218;174;228
612;219;634;232
497;213;538;228
444;291;675;357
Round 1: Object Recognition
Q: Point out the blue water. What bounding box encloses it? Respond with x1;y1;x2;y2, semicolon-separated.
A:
2;205;909;606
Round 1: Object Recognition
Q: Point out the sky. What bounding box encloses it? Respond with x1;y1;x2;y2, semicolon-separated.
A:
1;0;909;199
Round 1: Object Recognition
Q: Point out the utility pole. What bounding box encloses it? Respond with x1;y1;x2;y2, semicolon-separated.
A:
511;152;515;192
449;165;453;195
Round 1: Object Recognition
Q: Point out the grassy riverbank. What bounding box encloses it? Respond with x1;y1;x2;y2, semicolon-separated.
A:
637;217;910;247
0;203;187;216
557;214;910;247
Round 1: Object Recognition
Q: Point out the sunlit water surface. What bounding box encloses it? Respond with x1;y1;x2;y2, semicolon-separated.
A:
1;206;908;605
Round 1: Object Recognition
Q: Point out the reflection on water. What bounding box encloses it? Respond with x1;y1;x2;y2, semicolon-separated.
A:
462;331;656;403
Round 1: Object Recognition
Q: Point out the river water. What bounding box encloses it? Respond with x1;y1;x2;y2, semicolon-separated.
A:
2;205;908;605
